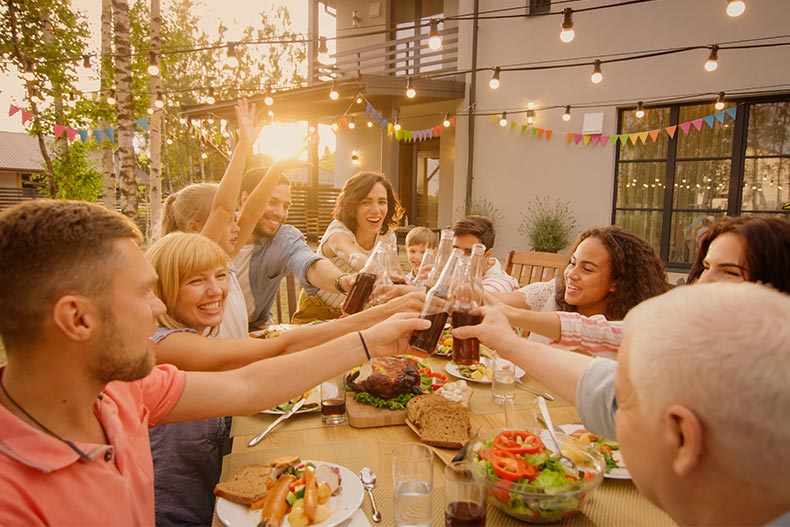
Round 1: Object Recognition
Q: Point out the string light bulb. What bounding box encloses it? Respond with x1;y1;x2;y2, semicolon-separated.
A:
705;45;719;72
715;92;726;111
489;67;501;90
147;107;154;115
154;92;164;109
30;92;42;104
366;120;373;128
22;61;35;82
499;112;508;127
226;43;238;68
563;106;571;122
147;52;160;76
329;81;339;100
443;113;451;127
201;152;208;159
591;60;603;84
726;0;745;17
106;89;116;105
205;88;216;105
348;117;355;129
560;8;575;43
82;54;91;69
264;89;274;106
68;92;77;108
166;138;173;145
428;19;442;50
356;95;363;104
526;110;535;125
406;77;416;98
394;119;401;131
317;36;330;64
635;101;645;119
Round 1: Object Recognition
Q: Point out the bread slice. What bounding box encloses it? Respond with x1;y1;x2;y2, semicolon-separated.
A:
406;394;471;449
266;455;300;471
213;464;276;505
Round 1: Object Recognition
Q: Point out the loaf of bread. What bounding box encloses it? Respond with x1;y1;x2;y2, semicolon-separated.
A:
406;394;471;448
213;464;277;505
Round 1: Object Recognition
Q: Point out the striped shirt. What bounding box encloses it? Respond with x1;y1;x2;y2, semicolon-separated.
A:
482;258;520;293
554;312;622;358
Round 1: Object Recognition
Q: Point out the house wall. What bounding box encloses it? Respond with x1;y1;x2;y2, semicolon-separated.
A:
0;172;19;188
455;0;790;259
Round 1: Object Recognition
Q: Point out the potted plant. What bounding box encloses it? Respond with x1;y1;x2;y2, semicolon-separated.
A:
519;196;577;253
454;196;504;232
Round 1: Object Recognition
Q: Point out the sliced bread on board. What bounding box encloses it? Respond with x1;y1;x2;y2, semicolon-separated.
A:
406;394;471;449
213;464;277;505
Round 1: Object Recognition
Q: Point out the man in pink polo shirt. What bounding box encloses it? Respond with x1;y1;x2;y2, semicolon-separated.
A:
0;200;429;526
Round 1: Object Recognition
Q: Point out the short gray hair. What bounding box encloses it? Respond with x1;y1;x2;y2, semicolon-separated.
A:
624;283;790;486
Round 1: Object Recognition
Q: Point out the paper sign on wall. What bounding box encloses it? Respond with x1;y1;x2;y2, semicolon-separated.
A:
582;112;604;135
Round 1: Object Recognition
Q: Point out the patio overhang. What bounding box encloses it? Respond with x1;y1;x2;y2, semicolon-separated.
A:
179;74;466;124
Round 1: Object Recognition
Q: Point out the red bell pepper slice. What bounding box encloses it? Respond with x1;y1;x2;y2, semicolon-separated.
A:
493;430;545;455
491;451;527;481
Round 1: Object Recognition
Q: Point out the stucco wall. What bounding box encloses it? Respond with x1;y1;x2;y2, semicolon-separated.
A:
456;0;790;258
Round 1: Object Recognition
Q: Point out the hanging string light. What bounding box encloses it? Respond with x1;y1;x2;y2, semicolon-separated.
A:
526;110;535;125
147;52;160;76
348;116;356;129
726;0;746;17
166;138;173;146
317;36;330;64
329;80;339;100
154;92;165;109
264;88;274;106
499;112;508;127
147;107;154;115
715;92;726;110
705;45;719;72
560;8;575;43
30;91;42;104
205;88;216;105
406;77;416;98
394;118;401;131
428;19;442;50
82;54;91;69
106;89;116;105
226;42;239;68
443;113;451;127
356;95;364;104
68;92;77;108
635;101;645;118
562;106;571;122
591;60;603;84
366;119;373;128
22;61;35;82
489;67;501;90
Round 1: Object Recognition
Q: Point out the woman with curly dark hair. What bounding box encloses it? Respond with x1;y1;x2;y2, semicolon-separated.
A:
292;171;405;322
687;216;790;293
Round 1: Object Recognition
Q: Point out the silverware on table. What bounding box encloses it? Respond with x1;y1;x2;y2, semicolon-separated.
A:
359;467;382;523
515;379;555;401
536;396;580;476
247;398;306;447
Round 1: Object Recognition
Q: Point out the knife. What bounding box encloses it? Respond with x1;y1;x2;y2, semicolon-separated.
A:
248;398;307;447
515;380;555;401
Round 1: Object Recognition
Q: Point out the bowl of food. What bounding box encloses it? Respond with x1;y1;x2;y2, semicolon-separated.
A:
465;427;604;523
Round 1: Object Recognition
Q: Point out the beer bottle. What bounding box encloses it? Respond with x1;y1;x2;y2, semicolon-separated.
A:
409;248;462;353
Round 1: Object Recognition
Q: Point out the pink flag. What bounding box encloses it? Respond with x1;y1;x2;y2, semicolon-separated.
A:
600;135;610;147
691;118;703;132
591;135;600;146
21;110;33;124
574;134;583;145
53;124;66;138
8;104;20;117
66;127;78;142
679;122;692;135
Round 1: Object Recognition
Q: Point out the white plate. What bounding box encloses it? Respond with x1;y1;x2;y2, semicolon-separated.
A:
445;358;525;384
215;461;364;527
556;424;631;480
260;387;322;415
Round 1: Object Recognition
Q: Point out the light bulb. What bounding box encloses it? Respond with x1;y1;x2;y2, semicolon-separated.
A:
201;152;208;159
499;112;508;127
226;42;239;68
366;120;373;128
166;138;173;145
527;110;535;125
264;89;274;106
489;67;501;90
715;92;726;111
591;60;603;84
82;54;91;69
348;117;355;129
22;62;35;82
394;120;401;131
205;89;216;105
154;93;164;109
635;101;645;119
562;106;571;122
207;118;214;124
147;107;154;115
147;52;160;76
329;81;339;100
406;77;416;98
705;45;719;72
356;95;363;104
317;36;330;64
31;93;42;104
267;110;274;118
428;19;442;50
560;8;575;43
443;113;451;127
106;90;116;105
726;0;745;17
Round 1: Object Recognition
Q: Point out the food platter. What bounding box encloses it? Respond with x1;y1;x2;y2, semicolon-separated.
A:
215;461;364;527
445;358;525;384
260;387;321;415
555;424;631;479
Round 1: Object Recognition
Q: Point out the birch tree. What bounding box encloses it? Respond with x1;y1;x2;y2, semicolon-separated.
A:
112;0;137;221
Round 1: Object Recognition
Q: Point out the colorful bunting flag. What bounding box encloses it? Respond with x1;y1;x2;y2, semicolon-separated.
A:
8;104;19;117
691;118;704;132
53;124;66;139
666;126;677;138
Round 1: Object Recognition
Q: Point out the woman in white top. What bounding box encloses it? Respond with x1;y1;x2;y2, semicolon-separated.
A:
292;171;403;323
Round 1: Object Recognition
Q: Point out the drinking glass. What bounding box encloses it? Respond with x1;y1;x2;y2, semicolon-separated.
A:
392;442;434;527
444;461;486;527
320;374;347;425
491;358;516;405
503;395;538;430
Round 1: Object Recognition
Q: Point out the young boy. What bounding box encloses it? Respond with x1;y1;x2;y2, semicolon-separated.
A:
404;226;437;284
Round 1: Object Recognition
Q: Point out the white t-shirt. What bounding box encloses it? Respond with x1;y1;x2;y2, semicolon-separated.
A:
519;279;558;345
216;262;249;339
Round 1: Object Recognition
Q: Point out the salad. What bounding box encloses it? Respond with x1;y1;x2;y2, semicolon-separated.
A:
469;430;598;523
568;427;622;473
434;324;453;356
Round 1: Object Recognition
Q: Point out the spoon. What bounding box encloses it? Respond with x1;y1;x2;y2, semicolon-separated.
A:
359;467;382;523
536;396;579;476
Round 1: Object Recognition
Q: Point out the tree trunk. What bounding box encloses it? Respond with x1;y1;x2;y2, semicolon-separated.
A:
101;0;116;209
148;0;162;239
112;0;137;222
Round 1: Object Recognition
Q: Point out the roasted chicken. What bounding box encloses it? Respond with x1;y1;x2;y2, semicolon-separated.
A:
346;357;422;399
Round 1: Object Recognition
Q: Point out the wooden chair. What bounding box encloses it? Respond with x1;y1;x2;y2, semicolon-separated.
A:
272;273;302;325
504;250;569;287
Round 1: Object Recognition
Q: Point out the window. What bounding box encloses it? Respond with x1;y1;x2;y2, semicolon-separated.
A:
528;0;551;16
613;95;790;268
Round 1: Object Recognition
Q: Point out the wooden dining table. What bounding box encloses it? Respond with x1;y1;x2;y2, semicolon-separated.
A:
211;356;676;527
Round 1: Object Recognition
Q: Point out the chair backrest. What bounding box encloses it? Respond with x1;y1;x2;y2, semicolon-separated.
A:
504;250;569;287
273;273;302;325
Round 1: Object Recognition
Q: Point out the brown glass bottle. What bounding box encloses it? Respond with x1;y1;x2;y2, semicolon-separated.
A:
451;244;486;365
342;272;377;315
451;311;483;365
409;248;461;353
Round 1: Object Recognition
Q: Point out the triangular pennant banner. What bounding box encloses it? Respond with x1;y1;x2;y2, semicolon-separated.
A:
522;124;529;135
510;121;517;131
648;130;660;142
8;104;20;117
53;124;66;139
714;111;726;124
583;135;592;146
21;111;33;124
665;126;677;138
591;135;600;146
136;118;149;132
387;123;393;136
628;134;639;145
599;135;609;147
637;132;649;144
567;133;574;144
574;134;583;145
545;130;552;141
450;117;456;127
691;118;704;132
405;130;413;142
93;130;104;143
105;128;115;142
531;127;538;136
725;107;737;120
703;115;715;128
66;128;78;142
609;135;618;145
679;122;692;135
78;130;89;143
427;128;434;139
537;129;544;139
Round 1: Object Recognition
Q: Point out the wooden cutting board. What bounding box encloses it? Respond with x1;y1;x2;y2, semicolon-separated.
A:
345;392;408;429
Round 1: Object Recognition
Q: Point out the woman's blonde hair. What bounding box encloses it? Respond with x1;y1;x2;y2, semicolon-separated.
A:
160;183;219;235
145;232;228;332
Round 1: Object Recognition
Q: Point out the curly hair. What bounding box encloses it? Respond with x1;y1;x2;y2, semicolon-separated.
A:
333;172;404;235
555;226;668;320
687;216;790;294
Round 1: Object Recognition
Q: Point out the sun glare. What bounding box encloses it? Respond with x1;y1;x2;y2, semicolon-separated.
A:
253;122;335;160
